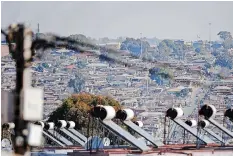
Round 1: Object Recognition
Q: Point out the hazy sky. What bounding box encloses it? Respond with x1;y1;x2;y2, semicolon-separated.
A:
1;1;233;41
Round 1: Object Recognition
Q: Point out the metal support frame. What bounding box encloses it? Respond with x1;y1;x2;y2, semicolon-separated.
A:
171;119;215;145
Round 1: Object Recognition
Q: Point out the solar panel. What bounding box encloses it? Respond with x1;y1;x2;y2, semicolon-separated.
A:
42;131;65;147
68;128;87;143
47;129;73;146
204;128;224;144
60;128;85;146
123;120;164;147
208;118;233;138
100;120;150;152
173;119;215;144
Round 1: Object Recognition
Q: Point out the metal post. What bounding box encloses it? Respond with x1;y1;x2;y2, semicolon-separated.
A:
163;116;167;144
9;24;29;155
36;23;40;39
140;33;142;58
37;23;40;34
8;24;37;155
209;23;211;52
196;97;201;149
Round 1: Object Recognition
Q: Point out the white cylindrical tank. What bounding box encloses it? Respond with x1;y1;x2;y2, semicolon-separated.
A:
185;119;197;127
199;104;217;119
56;120;67;128
91;105;116;120
199;119;210;128
116;109;135;121
123;109;134;120
8;123;15;129
134;121;143;128
35;121;45;128
102;106;116;120
66;121;75;129
224;109;233;121
166;107;184;119
44;122;55;130
2;123;15;129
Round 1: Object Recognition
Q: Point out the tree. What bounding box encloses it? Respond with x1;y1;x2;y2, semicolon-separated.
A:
69;34;87;41
68;34;94;48
217;31;233;49
49;98;73;122
163;40;176;49
217;31;232;40
120;38;150;57
149;67;173;85
68;74;85;93
215;55;233;69
223;38;233;49
48;93;122;135
158;39;177;59
158;41;169;55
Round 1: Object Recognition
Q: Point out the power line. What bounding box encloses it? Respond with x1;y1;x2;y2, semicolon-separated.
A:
32;33;176;76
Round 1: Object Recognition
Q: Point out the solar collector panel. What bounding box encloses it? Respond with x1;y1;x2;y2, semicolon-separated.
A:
60;128;85;146
123;120;164;147
208;118;233;138
204;128;225;144
42;131;65;147
47;129;73;146
173;119;215;144
68;128;87;143
100;120;150;152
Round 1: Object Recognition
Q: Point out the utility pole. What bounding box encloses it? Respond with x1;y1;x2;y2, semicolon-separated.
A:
7;24;43;155
8;24;29;155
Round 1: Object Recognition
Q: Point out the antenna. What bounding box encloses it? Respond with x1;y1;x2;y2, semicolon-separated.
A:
37;23;40;34
209;23;211;52
36;23;40;39
140;33;142;58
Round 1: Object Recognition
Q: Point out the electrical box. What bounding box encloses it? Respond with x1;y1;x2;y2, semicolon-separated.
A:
27;123;42;146
1;90;15;123
20;88;44;121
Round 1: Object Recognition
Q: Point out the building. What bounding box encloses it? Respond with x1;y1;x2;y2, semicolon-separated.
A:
213;86;232;94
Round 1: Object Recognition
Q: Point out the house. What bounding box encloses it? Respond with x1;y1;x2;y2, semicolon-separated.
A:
213;86;232;93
